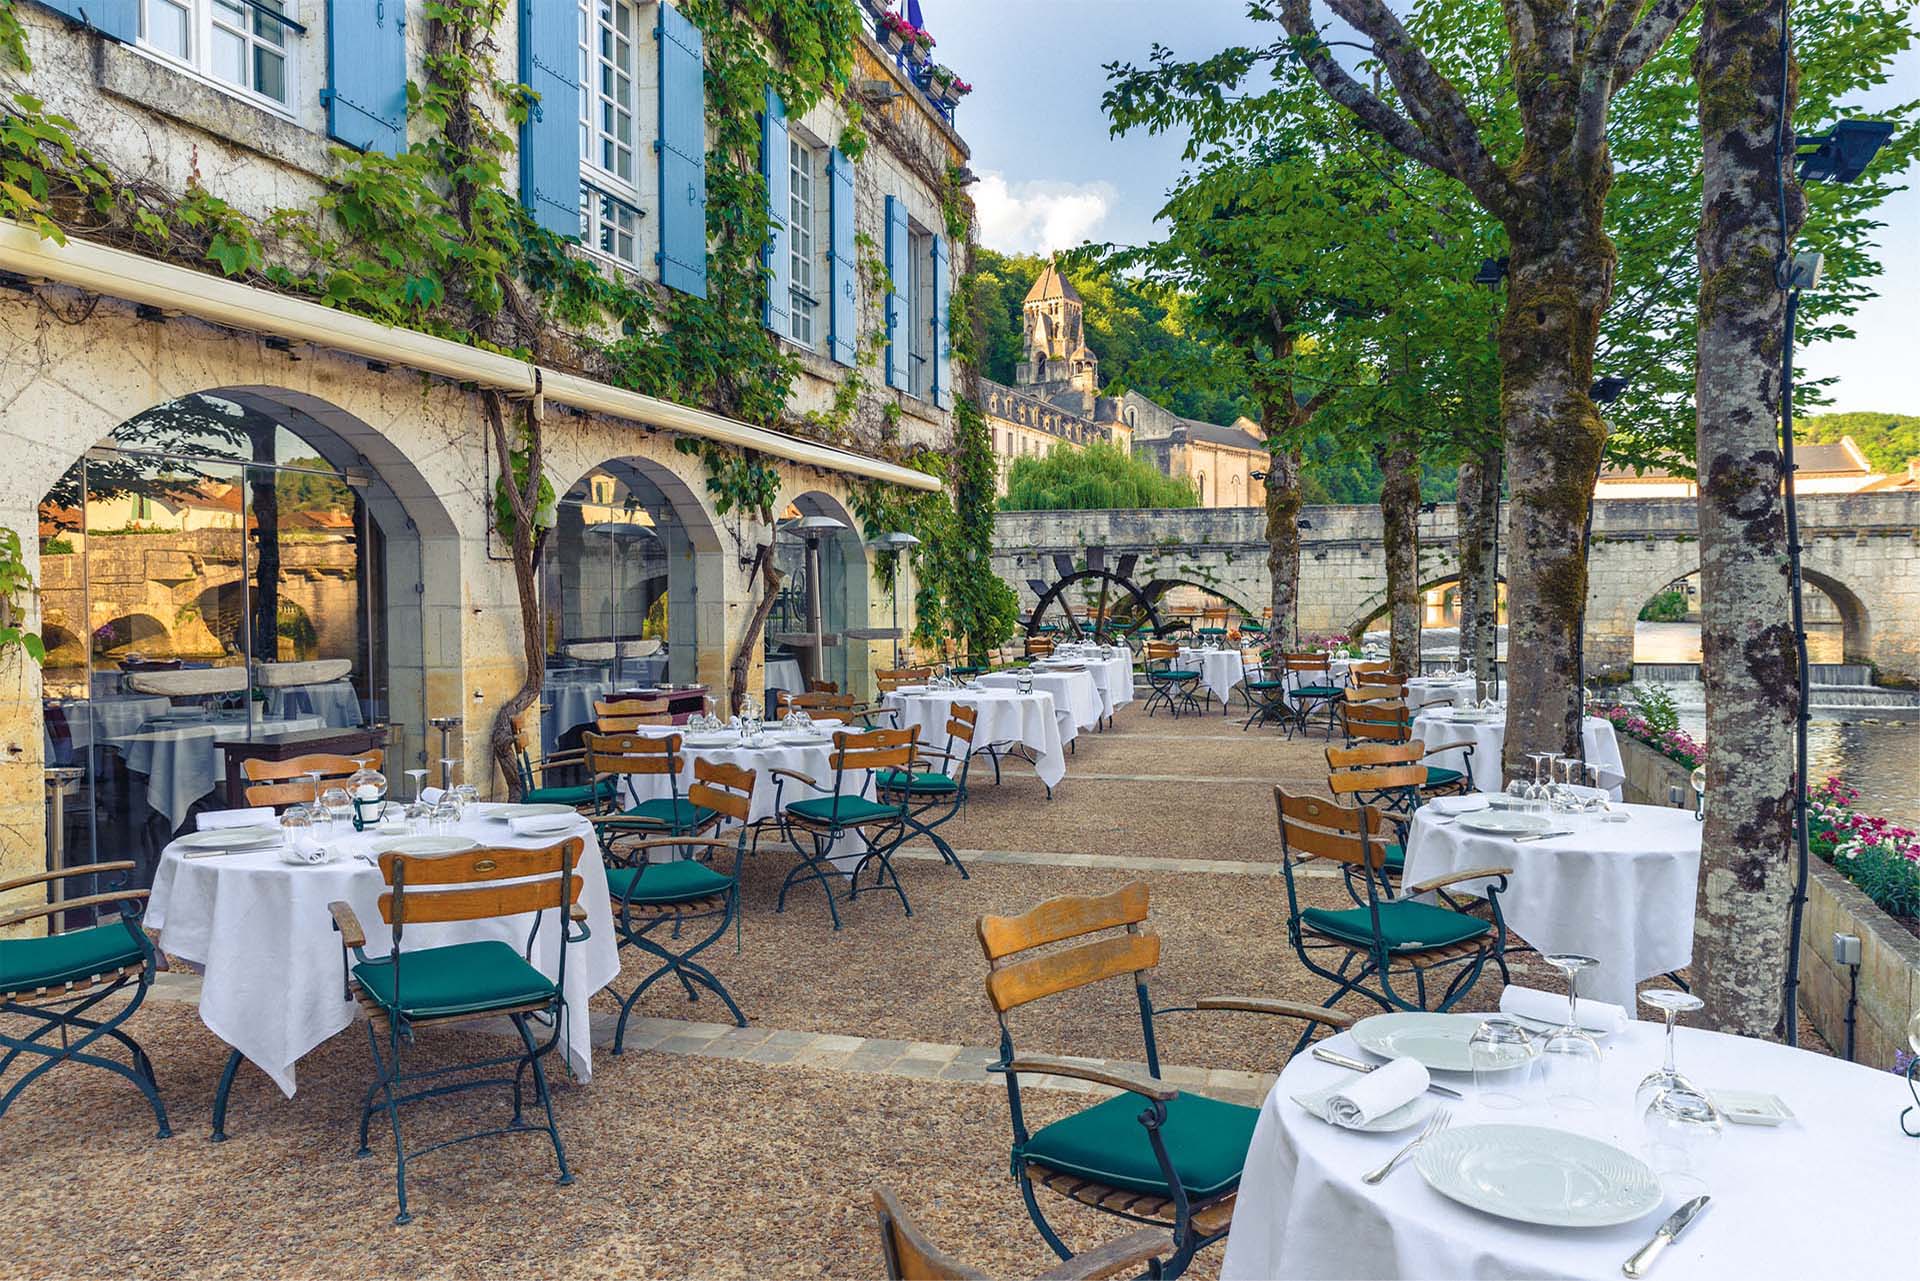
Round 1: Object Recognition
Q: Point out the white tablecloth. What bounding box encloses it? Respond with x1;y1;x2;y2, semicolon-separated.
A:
543;674;615;749
264;681;363;728
1223;1020;1915;1280
885;688;1067;789
110;715;325;831
1404;800;1703;1006
1035;651;1135;717
146;812;620;1095
1404;676;1480;709
1413;710;1626;798
765;657;804;695
1178;647;1246;709
43;696;172;760
978;669;1101;734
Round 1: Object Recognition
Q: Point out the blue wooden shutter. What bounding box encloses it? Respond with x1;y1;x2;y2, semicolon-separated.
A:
827;148;857;367
325;0;407;155
656;4;708;298
518;0;581;236
931;235;954;409
760;88;789;335
883;196;910;392
31;1;137;42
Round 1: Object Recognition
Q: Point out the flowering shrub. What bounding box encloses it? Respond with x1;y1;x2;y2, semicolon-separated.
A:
1304;632;1362;657
878;11;917;40
1598;703;1705;770
1806;777;1920;920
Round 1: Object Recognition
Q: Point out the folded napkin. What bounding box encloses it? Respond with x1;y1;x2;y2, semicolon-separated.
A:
419;786;446;805
510;814;579;837
1427;794;1492;817
1325;1057;1431;1127
1500;985;1626;1036
281;843;331;866
197;807;275;831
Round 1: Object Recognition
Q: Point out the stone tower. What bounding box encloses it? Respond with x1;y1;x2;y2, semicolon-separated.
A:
1018;258;1100;394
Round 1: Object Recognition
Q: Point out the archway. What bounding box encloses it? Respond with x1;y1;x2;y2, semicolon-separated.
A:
1628;568;1871;667
770;490;872;696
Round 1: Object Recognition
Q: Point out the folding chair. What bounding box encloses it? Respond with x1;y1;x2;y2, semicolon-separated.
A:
0;861;169;1137
511;708;617;809
876;666;934;693
1140;641;1201;718
1351;669;1407;688
604;760;755;1044
584;732;710;849
874;703;975;880
1024;637;1056;661
978;882;1352;1279
1338;698;1414;747
1327;740;1474;802
872;1187;1172;1281
241;750;384;809
1282;653;1344;739
330;838;589;1224
1239;648;1293;730
772;726;921;929
594;695;672;734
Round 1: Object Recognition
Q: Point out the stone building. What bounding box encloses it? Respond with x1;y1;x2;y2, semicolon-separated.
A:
980;258;1266;505
0;1;972;899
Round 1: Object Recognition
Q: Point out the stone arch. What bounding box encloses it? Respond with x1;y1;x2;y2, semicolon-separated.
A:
1348;570;1507;638
775;487;874;696
1622;566;1872;668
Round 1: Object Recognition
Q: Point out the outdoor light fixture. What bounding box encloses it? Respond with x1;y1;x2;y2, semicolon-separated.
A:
856;78;902;104
1590;375;1629;403
1797;119;1894;184
1784;251;1824;290
869;532;922;665
1472;256;1509;287
955;166;980;186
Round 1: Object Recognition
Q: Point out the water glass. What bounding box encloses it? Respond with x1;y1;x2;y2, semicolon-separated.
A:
1539;953;1604;1109
1469;1017;1537;1108
452;783;478;815
431;794;461;834
280;803;313;852
1641;1081;1723;1195
319;784;354;831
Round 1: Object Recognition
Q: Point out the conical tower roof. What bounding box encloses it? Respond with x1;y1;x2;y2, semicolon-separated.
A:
1023;257;1083;304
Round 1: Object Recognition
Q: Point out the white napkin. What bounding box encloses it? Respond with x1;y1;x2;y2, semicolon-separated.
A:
1500;985;1627;1036
197;807;275;831
280;843;330;866
510;814;579;837
1427;794;1492;816
419;786;446;805
1325;1057;1430;1127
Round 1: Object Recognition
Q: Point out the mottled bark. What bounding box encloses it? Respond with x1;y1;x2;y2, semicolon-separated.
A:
1378;440;1421;674
484;392;548;799
1264;437;1304;651
1690;0;1802;1040
1456;450;1501;689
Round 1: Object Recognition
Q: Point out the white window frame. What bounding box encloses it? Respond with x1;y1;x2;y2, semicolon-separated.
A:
578;0;644;270
906;223;932;398
138;0;299;117
787;136;821;349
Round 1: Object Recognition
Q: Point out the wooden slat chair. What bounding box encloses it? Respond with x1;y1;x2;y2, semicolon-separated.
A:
241;750;384;809
329;838;590;1226
775;689;883;727
1275;788;1510;1054
511;708;617;810
584;733;712;854
1325;763;1427;899
771;726;921;930
873;1187;1172;1281
0;862;170;1137
1338;698;1415;748
593;696;672;735
1346;659;1392;684
977;882;1353;1280
876;666;934;693
1024;636;1055;661
603;761;757;1044
1351;669;1407;687
1139;641;1201;718
874;703;976;880
1283;653;1344;739
1239;648;1294;731
1327;740;1473;803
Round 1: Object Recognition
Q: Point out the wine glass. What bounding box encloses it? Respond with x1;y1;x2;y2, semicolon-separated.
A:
1552;756;1582;812
1636;989;1706;1112
1641;1080;1723;1194
1469;1016;1537;1109
452;782;478;815
1538;953;1604;1109
280;803;313;854
440;757;459;793
319;783;354;832
1524;752;1554;816
406;767;429;804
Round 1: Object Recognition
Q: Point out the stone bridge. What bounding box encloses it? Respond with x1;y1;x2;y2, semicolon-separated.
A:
991;493;1920;680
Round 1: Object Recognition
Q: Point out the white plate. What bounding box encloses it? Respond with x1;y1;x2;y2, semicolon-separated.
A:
890;685;928;695
1711;1088;1794;1126
1414;1124;1664;1228
682;733;741;748
364;835;481;857
1351;1013;1511;1074
472;802;575;821
1290;1081;1435;1133
177;826;282;850
1502;1011;1619;1041
1457;810;1552;836
778;735;834;747
508;815;580;837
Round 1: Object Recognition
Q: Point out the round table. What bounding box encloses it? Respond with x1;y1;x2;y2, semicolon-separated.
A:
110;714;325;832
1404;800;1702;1006
978;668;1101;735
1223;1019;1916;1279
1412;709;1626;797
1404;675;1482;710
884;687;1067;790
1178;647;1247;711
146;811;620;1096
1035;650;1136;718
1282;656;1356;706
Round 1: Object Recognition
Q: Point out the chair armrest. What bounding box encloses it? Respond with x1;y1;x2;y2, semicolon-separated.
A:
767;767;821;789
1402;866;1511;897
527;751;588;776
998;1055;1177;1102
1194;997;1356;1030
0;889;147;930
328;900;366;949
0;861;137;895
613;837;740;855
1033;1228;1174;1281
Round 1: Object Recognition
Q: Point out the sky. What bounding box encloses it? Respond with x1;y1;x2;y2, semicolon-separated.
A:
926;0;1917;416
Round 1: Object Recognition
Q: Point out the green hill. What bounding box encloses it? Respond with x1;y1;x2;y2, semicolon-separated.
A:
1795;412;1920;474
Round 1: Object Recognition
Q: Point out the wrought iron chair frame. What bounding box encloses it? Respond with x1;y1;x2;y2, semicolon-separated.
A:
770;726;921;929
874;704;976;880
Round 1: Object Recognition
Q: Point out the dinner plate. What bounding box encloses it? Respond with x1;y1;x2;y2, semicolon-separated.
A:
777;735;833;747
177;826;282;851
1414;1125;1664;1228
890;685;928;695
365;835;481;857
1289;1081;1435;1133
471;802;575;821
1426;795;1491;817
1350;1012;1516;1074
682;733;741;748
1456;810;1552;836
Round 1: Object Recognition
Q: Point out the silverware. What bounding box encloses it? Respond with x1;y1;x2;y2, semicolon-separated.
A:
1622;1195;1710;1277
1312;1048;1464;1099
1361;1108;1450;1184
1513;829;1575;842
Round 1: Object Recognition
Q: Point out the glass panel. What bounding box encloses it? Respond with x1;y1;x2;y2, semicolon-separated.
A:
254;46;286;103
252;0;288;44
212;27;247;87
147;0;191;58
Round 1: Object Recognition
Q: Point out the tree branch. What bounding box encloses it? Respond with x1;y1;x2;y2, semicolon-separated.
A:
1273;1;1457;179
1613;0;1703;85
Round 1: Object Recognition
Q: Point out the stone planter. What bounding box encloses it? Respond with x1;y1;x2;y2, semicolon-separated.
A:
878;27;907;55
1617;732;1694;807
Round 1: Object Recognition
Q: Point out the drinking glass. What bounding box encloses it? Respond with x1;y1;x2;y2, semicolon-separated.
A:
431;793;461;834
452;783;478;815
1641;1081;1723;1194
319;784;354;832
1552;756;1581;813
406;767;429;804
440;757;459;792
1469;1016;1537;1109
1635;989;1706;1112
1525;753;1554;817
1538;953;1604;1109
1584;762;1608;812
280;803;313;853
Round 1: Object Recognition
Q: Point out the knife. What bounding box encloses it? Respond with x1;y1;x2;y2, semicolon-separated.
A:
1312;1047;1464;1099
1622;1195;1710;1277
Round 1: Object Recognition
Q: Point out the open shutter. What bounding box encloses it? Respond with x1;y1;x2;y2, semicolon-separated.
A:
30;0;137;42
656;3;708;298
325;0;407;155
883;196;910;392
827;148;857;367
931;234;953;409
760;88;789;335
518;0;581;236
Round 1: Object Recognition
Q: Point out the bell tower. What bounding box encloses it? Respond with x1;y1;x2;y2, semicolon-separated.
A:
1017;257;1097;391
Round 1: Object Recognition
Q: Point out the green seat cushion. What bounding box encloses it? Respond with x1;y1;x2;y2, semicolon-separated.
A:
523;776;618;807
1024;1089;1257;1200
1;921;144;994
1383;842;1405;872
786;795;899;825
1300;899;1490;953
1246;679;1287;691
1293;685;1343;698
1154;670;1201;682
1423;766;1467;788
952;665;988;677
875;768;959;795
352;940;557;1019
606;860;734;905
621;797;718;830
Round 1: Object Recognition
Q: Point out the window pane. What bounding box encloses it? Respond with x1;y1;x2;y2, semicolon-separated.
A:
212;28;247;86
254;47;287;103
147;0;190;58
253;0;289;45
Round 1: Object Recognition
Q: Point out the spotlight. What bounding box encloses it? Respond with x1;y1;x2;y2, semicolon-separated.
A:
1472;256;1509;287
1797;120;1894;184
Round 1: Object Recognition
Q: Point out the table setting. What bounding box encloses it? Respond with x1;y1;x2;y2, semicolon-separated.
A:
1404;790;1702;1007
1031;644;1135;719
146;795;621;1097
1413;707;1627;798
883;679;1067;790
978;666;1101;735
1405;670;1504;711
1223;984;1916;1280
107;710;326;832
1177;641;1248;711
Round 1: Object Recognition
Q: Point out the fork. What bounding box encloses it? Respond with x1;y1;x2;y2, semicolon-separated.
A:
1362;1108;1451;1184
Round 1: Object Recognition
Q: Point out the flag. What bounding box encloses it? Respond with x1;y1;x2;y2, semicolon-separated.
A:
907;1;925;28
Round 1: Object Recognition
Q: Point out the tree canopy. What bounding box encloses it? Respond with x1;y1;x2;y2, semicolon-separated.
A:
999;441;1199;511
1795;412;1920;474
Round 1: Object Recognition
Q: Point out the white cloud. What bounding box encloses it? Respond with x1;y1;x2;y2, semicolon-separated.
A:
973;172;1118;256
